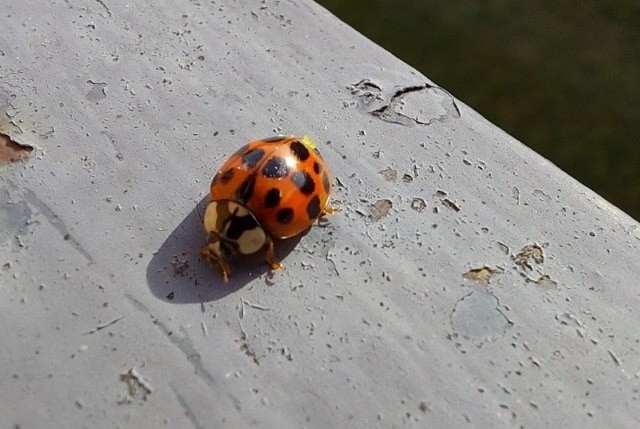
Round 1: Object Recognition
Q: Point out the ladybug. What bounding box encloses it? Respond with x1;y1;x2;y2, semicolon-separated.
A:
202;135;335;282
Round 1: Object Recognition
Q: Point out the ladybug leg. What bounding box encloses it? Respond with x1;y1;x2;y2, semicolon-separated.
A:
265;237;284;271
201;246;231;283
321;206;339;215
216;257;231;283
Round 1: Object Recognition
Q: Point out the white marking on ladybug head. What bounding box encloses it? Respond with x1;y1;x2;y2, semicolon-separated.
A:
229;201;250;217
236;226;267;255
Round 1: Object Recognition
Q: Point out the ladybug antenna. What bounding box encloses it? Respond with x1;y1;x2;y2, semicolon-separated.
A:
301;135;317;150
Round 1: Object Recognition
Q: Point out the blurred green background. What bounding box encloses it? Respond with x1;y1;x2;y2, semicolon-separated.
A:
318;0;640;220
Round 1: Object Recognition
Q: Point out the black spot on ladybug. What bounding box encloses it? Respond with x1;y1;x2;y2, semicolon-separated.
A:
262;136;288;143
226;213;260;240
291;171;315;195
306;195;321;219
262;157;289;178
242;149;265;169
313;161;322;174
264;188;281;208
236;175;256;202
218;169;234;185
322;172;330;194
276;207;294;224
290;140;310;161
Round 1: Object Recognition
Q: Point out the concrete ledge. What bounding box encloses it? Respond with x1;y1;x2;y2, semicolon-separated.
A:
1;1;639;427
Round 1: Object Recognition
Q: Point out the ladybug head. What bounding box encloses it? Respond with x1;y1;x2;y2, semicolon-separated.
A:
202;200;267;267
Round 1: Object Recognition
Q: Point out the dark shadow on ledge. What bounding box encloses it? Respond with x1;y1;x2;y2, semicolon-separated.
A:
146;197;302;303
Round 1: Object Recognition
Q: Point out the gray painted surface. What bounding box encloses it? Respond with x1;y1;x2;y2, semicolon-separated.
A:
1;1;639;428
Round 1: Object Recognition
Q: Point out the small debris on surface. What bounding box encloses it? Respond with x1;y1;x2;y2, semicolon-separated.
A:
201;321;208;337
370;199;393;221
463;266;503;284
171;256;190;277
441;198;460;212
512;187;520;204
84;315;126;334
497;242;510;255
239;331;260;365
120;368;152;401
239;298;271;320
608;349;621;366
241;298;271;312
0;132;33;164
280;347;293;361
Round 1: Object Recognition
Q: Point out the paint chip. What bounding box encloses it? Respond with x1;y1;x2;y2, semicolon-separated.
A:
410;198;427;213
0;132;33;164
378;167;397;182
464;266;503;284
370;199;392;221
513;244;545;270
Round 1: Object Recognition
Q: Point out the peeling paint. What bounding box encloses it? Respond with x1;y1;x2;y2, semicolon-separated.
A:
350;79;460;126
370;199;392;221
379;167;397;182
0;131;33;164
513;243;545;270
451;288;513;343
86;80;107;103
463;266;503;284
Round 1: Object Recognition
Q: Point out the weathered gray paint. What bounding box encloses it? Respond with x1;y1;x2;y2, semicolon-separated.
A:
1;1;639;427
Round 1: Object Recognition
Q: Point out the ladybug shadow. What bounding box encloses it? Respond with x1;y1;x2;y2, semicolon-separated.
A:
145;197;302;303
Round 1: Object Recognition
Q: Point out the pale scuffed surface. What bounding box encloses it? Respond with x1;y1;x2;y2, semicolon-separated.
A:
1;1;640;428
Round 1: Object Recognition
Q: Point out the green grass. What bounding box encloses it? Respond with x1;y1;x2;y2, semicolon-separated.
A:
318;0;640;219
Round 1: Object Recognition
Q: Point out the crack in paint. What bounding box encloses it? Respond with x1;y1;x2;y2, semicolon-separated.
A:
24;189;93;263
126;295;217;389
93;0;112;17
170;384;204;429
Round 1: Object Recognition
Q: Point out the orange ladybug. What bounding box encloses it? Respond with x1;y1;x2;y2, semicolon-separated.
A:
202;135;335;282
